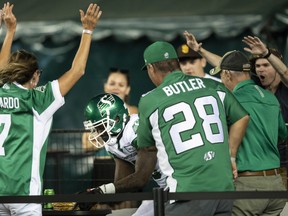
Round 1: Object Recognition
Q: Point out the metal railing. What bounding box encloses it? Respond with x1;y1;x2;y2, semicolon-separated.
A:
0;189;288;216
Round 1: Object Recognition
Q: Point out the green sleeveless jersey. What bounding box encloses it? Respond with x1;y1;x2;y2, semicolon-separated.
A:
0;81;64;195
137;71;247;193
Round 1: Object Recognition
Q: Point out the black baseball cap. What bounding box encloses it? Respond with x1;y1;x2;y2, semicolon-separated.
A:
210;50;250;75
177;44;202;60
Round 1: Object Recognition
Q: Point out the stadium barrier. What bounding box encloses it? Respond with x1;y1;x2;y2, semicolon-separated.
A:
0;189;288;216
7;129;284;215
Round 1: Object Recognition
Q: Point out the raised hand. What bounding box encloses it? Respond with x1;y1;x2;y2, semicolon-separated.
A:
2;2;17;32
242;36;268;56
183;31;202;52
79;3;102;31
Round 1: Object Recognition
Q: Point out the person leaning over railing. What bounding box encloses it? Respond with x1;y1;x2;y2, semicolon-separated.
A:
0;3;102;216
81;68;139;214
78;93;165;216
82;67;138;159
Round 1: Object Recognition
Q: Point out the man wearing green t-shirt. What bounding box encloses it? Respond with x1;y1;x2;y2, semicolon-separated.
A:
210;50;288;215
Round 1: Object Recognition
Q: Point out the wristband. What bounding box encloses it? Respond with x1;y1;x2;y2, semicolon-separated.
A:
262;48;271;58
231;157;236;162
99;183;115;194
82;29;93;35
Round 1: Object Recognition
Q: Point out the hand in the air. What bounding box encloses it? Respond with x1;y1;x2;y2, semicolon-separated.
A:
79;3;102;32
183;31;202;52
242;36;268;56
2;2;16;32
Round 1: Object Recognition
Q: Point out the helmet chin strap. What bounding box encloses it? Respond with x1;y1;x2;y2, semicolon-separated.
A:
108;129;125;146
109;137;118;145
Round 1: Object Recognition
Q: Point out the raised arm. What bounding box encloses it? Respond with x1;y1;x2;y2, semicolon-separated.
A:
0;2;16;68
242;36;288;86
58;3;102;96
183;31;222;67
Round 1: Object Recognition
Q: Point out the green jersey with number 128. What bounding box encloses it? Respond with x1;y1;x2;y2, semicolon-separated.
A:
0;81;64;195
137;71;247;193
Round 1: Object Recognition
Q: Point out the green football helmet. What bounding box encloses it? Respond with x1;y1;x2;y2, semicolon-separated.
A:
83;93;129;148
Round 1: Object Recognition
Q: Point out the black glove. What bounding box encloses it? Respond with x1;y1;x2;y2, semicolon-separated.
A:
73;187;103;211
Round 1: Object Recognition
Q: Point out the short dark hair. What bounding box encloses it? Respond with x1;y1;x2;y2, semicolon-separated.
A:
151;59;180;73
249;48;283;74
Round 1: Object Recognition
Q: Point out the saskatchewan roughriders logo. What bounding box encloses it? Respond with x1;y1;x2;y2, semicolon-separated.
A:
204;151;215;161
132;119;139;133
97;94;115;117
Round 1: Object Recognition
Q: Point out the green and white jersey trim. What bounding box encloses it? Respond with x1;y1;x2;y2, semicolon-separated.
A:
30;81;64;195
105;114;139;163
149;110;177;192
0;80;64;196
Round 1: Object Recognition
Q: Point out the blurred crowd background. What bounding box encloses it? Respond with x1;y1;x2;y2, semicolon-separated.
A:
3;0;288;129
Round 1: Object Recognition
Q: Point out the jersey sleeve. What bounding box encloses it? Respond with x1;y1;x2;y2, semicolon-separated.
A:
31;80;65;121
137;98;155;149
105;115;139;163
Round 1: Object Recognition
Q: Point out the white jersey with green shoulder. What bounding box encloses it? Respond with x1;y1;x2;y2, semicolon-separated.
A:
105;114;139;163
137;71;248;193
105;114;167;187
0;81;64;195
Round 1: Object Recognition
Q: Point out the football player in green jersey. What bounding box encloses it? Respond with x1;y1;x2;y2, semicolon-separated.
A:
91;41;249;216
0;4;102;216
